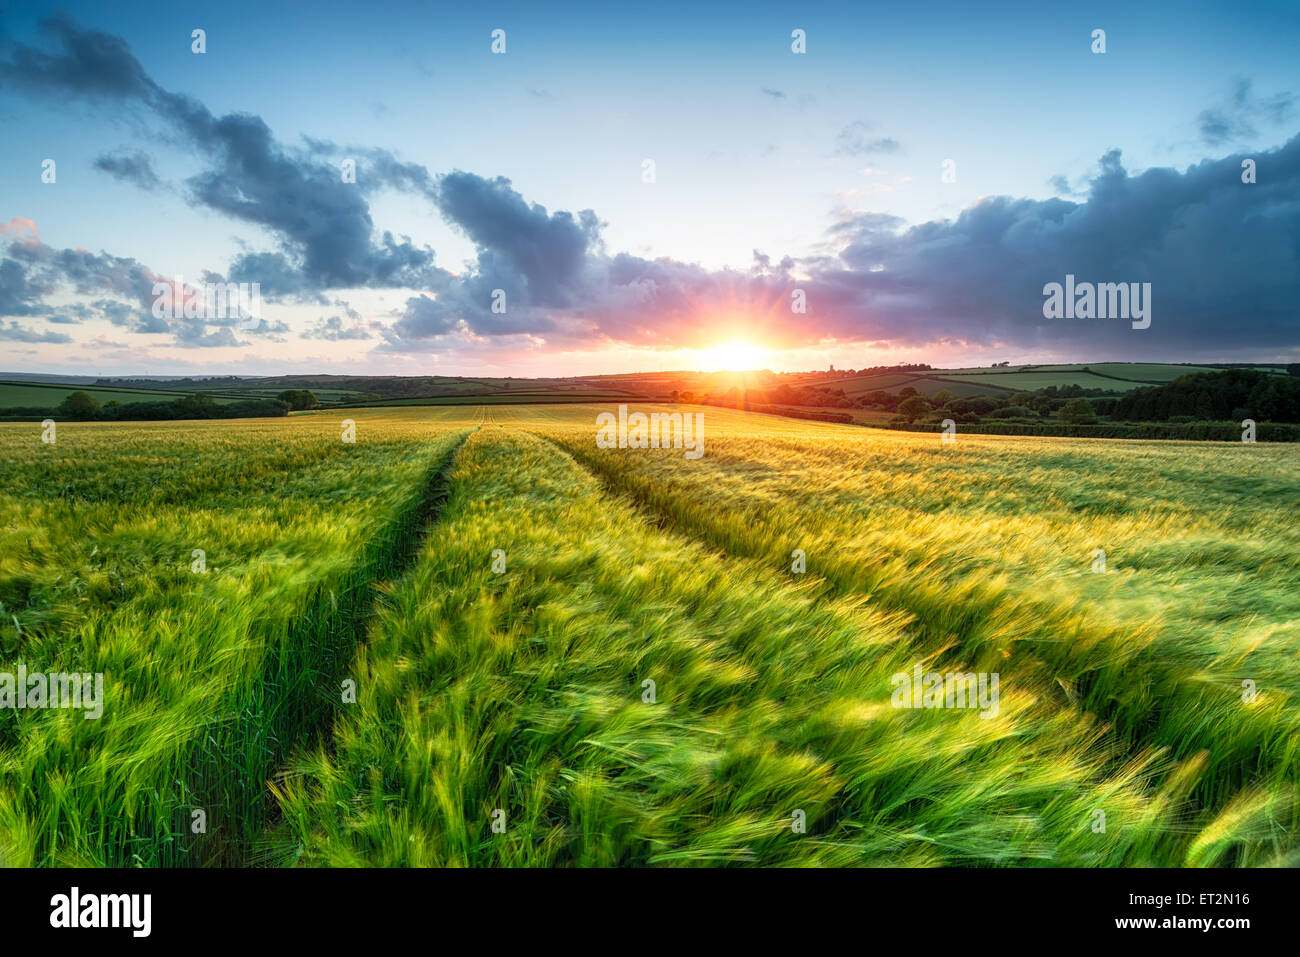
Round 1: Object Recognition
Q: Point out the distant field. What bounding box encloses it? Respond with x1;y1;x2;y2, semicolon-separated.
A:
207;387;360;401
242;375;630;397
929;370;1131;391
823;373;1013;397
1049;363;1222;381
0;380;368;411
940;363;1223;380
7;364;1290;413
348;390;641;406
823;363;1288;397
0;380;249;408
821;372;922;392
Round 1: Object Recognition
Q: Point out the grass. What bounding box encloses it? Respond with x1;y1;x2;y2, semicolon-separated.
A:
273;429;1181;866
521;403;1299;864
2;402;1295;866
0;408;476;865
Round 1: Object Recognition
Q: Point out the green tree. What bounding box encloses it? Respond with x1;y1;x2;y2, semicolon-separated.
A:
275;389;319;411
896;395;930;421
173;392;220;418
56;391;100;420
1058;397;1098;424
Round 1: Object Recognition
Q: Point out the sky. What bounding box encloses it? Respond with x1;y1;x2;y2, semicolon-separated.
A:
1;0;1297;377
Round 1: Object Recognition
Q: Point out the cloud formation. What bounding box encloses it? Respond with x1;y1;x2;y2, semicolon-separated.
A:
389;140;1300;360
93;150;161;190
0;320;72;343
301;302;378;341
835;121;901;157
1;14;446;296
1;16;1297;364
1199;77;1294;146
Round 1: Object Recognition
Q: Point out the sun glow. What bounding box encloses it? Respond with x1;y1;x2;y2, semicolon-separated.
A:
695;340;771;372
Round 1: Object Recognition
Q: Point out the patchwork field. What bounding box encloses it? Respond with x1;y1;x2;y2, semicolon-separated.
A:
1;404;1295;866
818;363;1286;398
0;380;251;408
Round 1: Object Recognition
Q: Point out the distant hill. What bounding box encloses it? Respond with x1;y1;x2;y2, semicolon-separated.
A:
2;363;1292;412
0;379;254;410
0;372;104;385
804;363;1289;398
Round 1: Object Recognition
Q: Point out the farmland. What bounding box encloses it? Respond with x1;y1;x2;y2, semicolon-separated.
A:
0;408;475;865
815;363;1249;397
0;379;366;413
0;380;253;409
5;364;1290;416
1;404;1296;866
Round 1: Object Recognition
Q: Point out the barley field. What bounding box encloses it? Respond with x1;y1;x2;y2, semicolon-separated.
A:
0;409;473;865
1;404;1295;866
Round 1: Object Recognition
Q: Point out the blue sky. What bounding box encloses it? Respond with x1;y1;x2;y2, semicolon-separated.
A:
1;1;1297;376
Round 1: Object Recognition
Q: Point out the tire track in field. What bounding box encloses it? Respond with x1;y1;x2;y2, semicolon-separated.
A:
544;428;1297;848
533;433;1072;676
530;433;1113;709
518;431;1223;863
233;430;472;867
285;429;1134;866
529;433;1229;846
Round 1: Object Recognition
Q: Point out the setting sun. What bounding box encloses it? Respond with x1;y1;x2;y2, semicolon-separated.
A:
696;340;771;372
